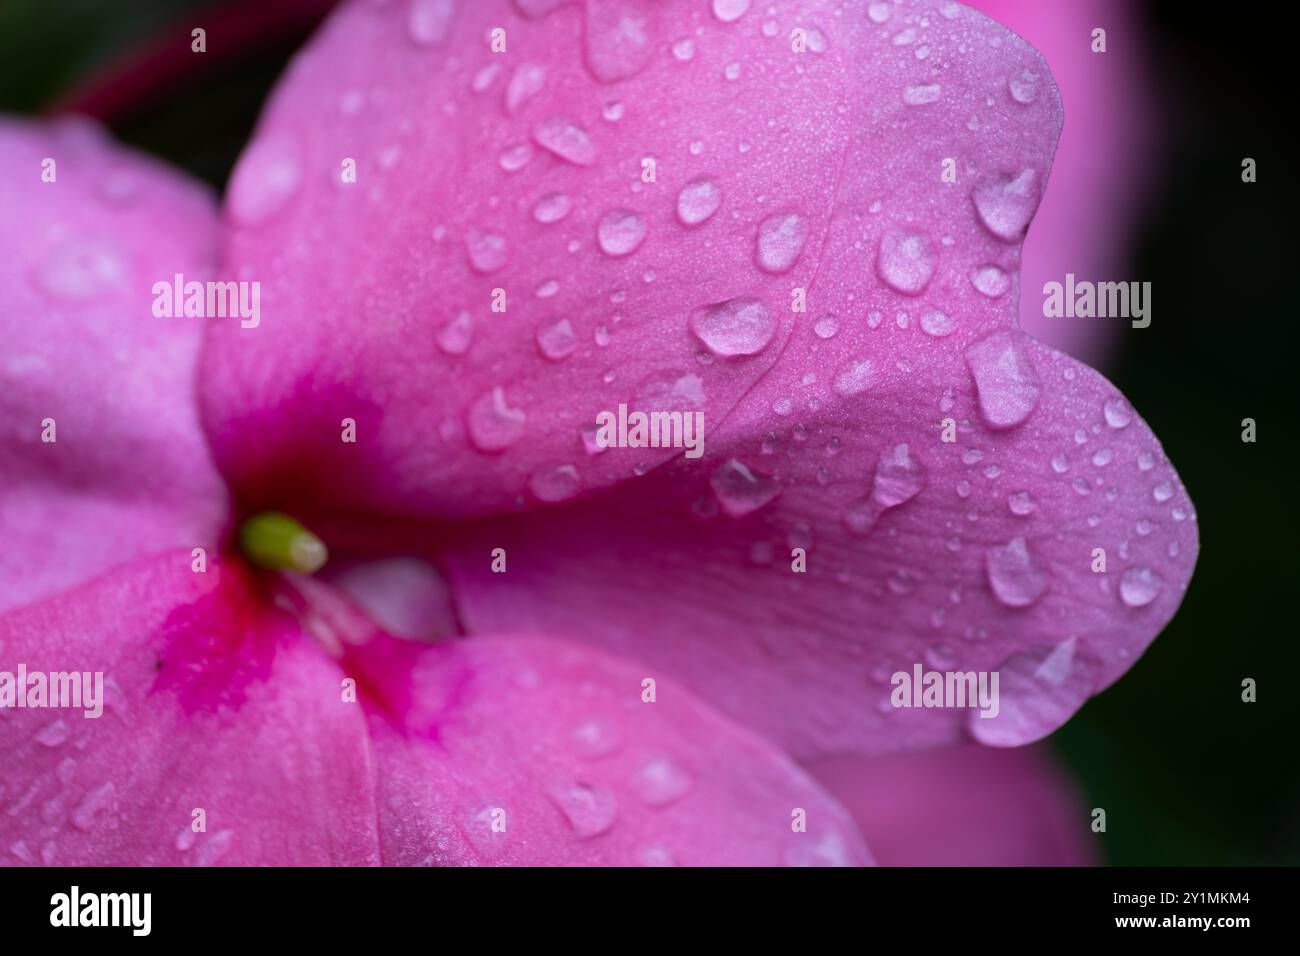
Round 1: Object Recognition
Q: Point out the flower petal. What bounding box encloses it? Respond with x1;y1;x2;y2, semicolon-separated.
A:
441;335;1198;758
0;553;379;865
804;744;1096;866
0;117;228;614
353;633;870;866
199;0;1062;521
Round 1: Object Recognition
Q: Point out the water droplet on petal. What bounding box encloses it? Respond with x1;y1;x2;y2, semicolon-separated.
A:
36;240;128;301
547;779;617;839
672;37;696;62
969;638;1099;746
1008;490;1037;516
529;463;580;502
972;169;1040;242
868;1;892;22
902;84;942;106
533;116;597;165
873;443;925;508
986;537;1049;607
596;209;647;257
712;0;750;23
1008;68;1040;104
536;317;578;360
228;133;302;226
585;1;654;83
573;719;622;758
1103;397;1134;429
505;62;547;114
691;297;775;357
920;308;955;337
834;359;876;397
1119;567;1162;607
630;756;693;807
467;387;526;452
755;212;808;274
970;263;1011;298
71;782;116;832
408;0;455;47
965;332;1041;429
465;229;508;274
876;229;936;295
497;142;533;172
710;459;780;517
676;177;722;226
34;720;70;747
533;192;572;224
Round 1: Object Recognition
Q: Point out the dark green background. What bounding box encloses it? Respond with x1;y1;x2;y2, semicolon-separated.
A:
2;0;1294;865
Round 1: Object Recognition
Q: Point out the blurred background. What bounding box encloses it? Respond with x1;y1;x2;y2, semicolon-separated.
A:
1;0;1294;865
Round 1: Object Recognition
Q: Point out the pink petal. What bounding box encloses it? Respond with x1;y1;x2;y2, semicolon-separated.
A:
442;334;1198;758
354;633;871;866
199;0;1051;519
804;745;1096;866
0;553;379;865
0;117;229;614
968;0;1156;367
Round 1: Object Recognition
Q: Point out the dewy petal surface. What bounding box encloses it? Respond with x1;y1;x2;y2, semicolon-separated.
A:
359;633;871;866
0;554;380;865
0;118;229;614
0;554;868;866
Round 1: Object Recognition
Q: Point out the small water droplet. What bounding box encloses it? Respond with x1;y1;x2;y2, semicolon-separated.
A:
676;177;722;226
972;169;1040;242
902;84;942;106
1008;491;1037;516
873;443;925;508
498;142;533;172
691;297;775;356
71;782;116;832
529;463;580;502
408;0;455;47
547;779;618;839
986;537;1049;607
672;37;696;62
467;387;526;452
755;212;808;274
572;719;622;758
965;332;1041;429
533;192;573;224
34;720;70;747
631;756;693;807
876;229;936;295
712;0;750;23
1008;68;1040;104
465;229;509;273
834;359;876;397
228;133;301;227
1103;397;1133;429
506;62;547;114
710;459;780;517
596;209;647;257
1119;567;1162;607
920;308;955;337
36;241;128;300
533;116;597;165
970;263;1011;298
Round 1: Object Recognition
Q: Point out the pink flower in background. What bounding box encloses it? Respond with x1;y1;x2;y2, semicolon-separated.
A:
0;0;1193;866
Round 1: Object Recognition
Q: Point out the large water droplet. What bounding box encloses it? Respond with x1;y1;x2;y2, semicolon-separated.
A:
755;212;808;274
467;387;526;452
691;297;775;357
465;229;509;274
533;116;597;165
506;62;547;114
710;459;780;517
630;756;693;807
676;177;722;226
227;133;302;227
408;0;455;46
712;0;750;23
1119;567;1163;608
873;443;925;508
985;537;1049;607
876;229;936;295
965;332;1040;429
585;1;654;83
969;638;1099;746
596;209;647;257
972;169;1040;242
1008;68;1040;104
547;779;618;839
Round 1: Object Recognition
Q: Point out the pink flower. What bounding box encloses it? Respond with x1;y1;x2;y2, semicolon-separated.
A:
0;0;1195;866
